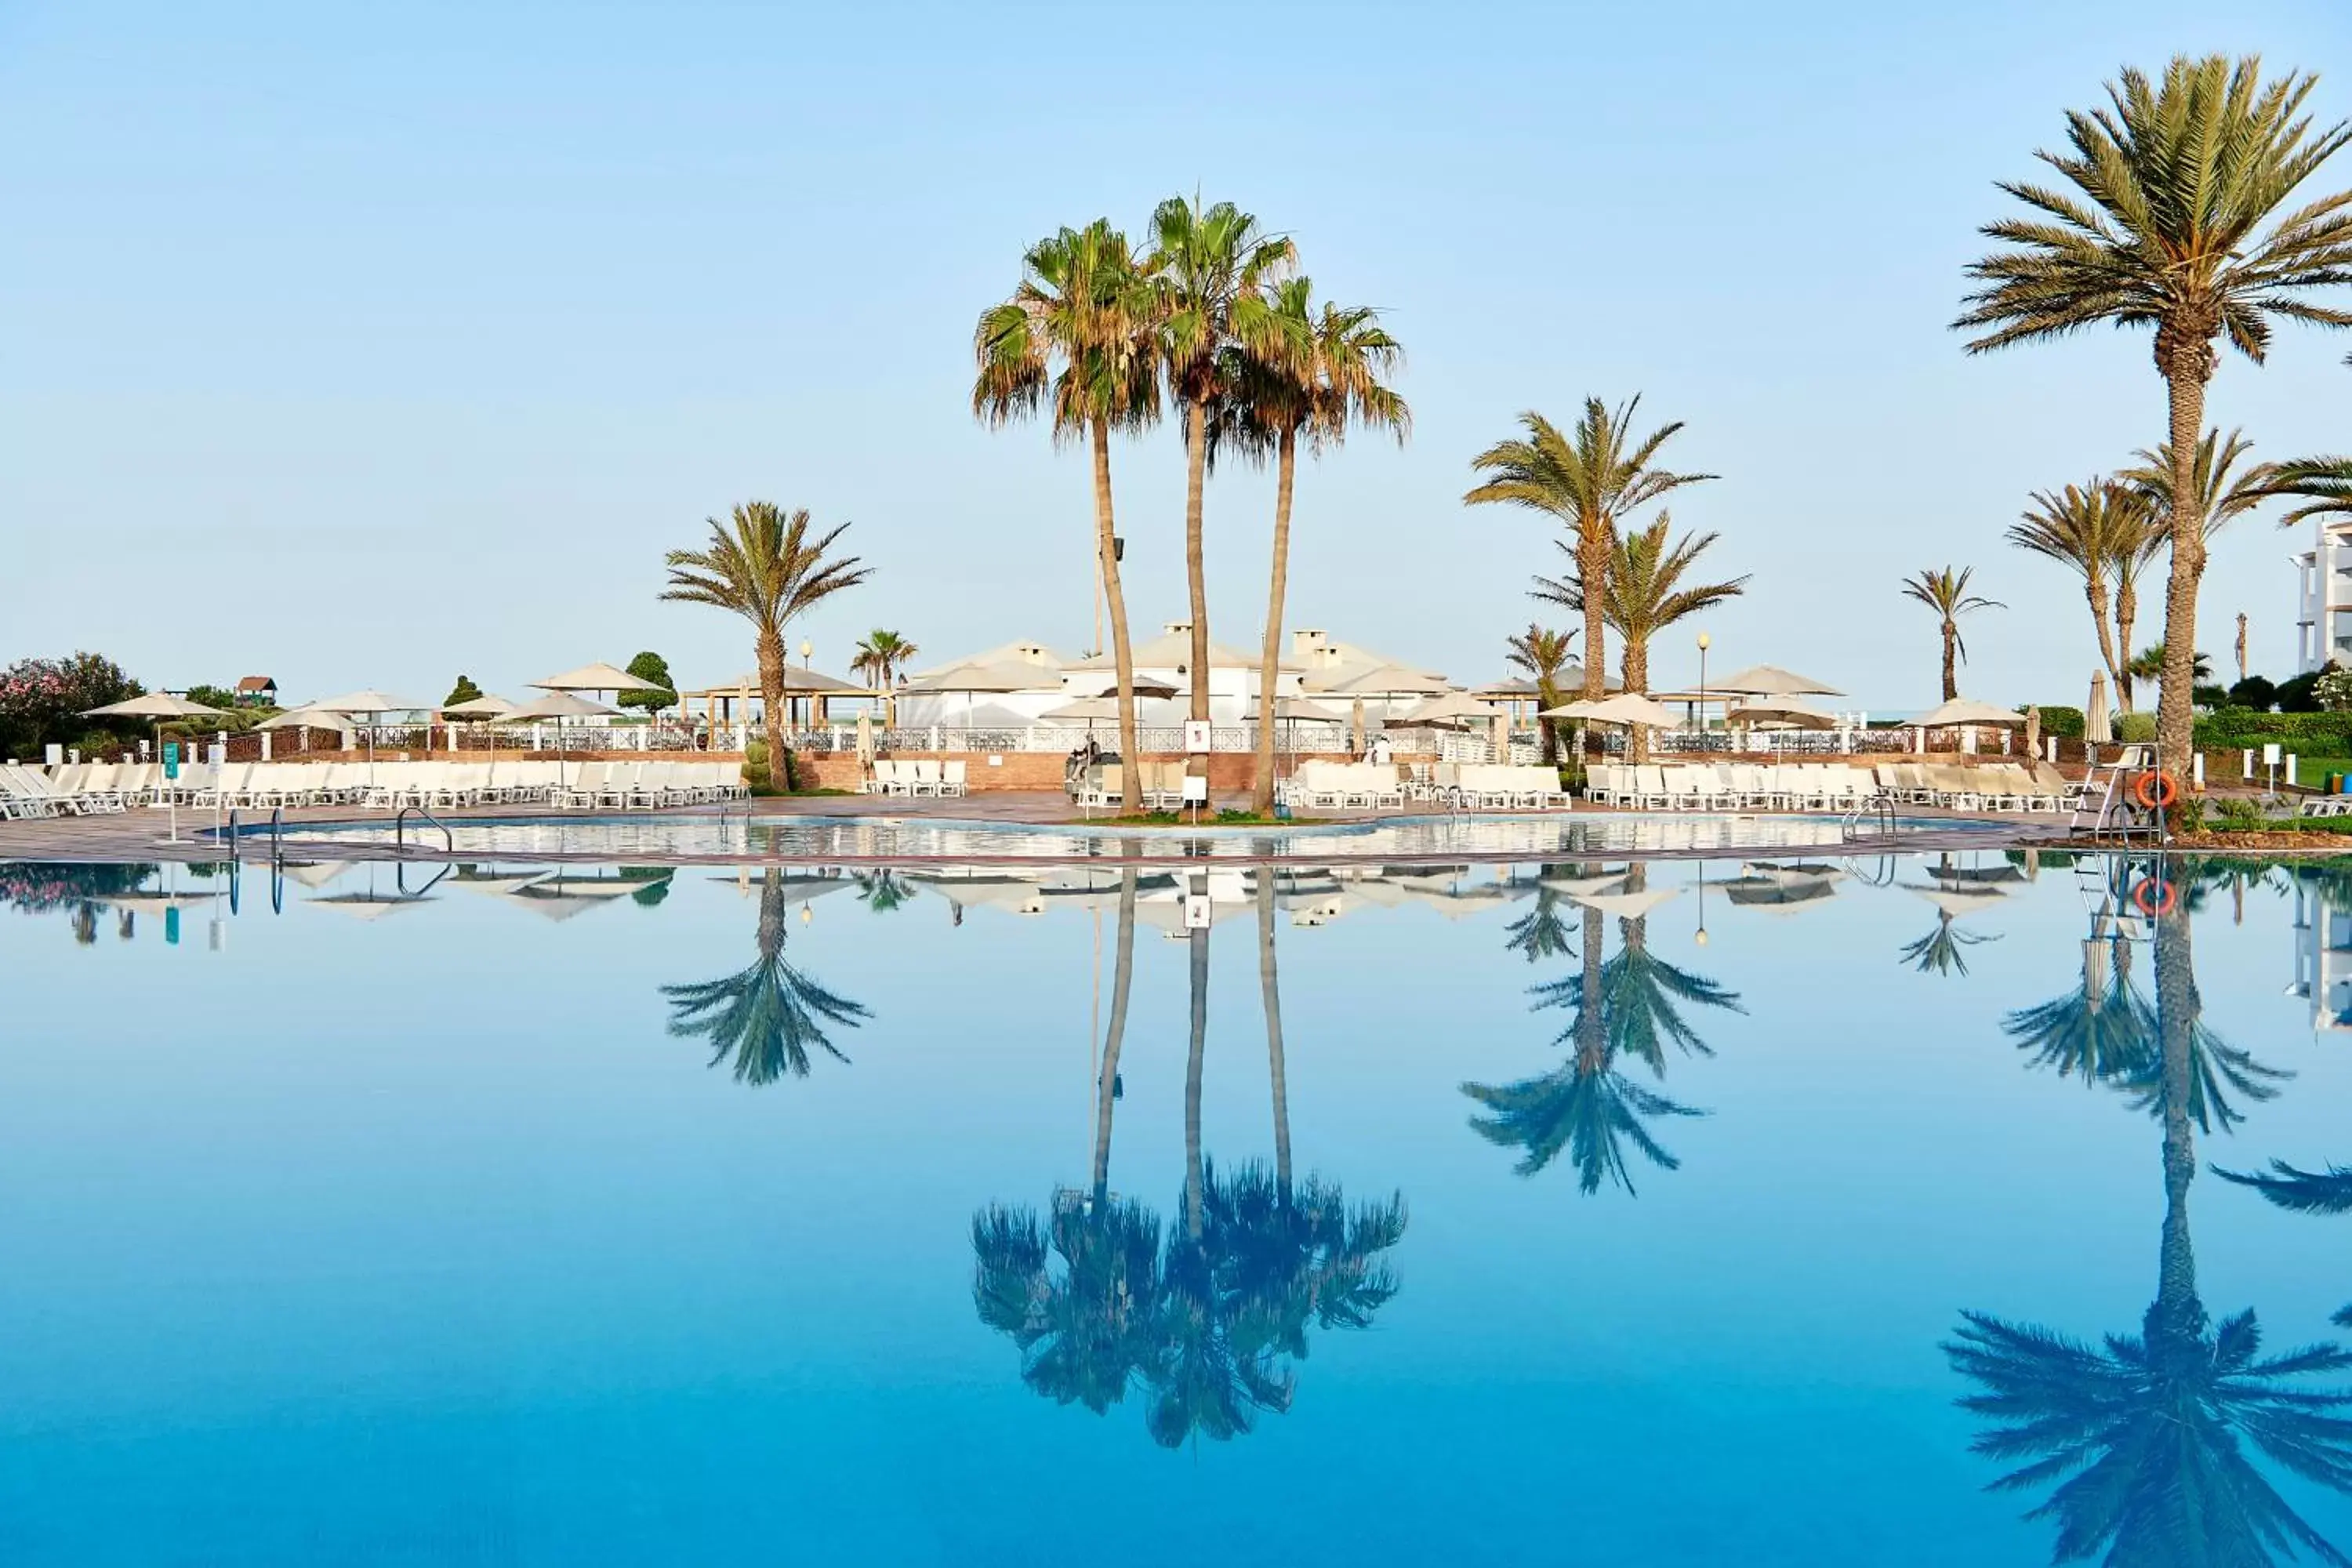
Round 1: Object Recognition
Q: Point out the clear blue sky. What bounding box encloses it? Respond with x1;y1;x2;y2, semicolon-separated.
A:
4;0;2348;713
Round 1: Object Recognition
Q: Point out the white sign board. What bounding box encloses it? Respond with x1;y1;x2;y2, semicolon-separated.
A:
1181;774;1209;804
1183;720;1212;755
1183;896;1212;930
2263;742;2283;766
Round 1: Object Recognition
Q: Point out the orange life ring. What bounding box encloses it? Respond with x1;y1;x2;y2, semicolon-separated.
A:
2132;770;2179;811
2132;877;2177;918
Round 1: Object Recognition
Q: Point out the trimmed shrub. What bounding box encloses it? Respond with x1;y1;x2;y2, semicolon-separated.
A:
2026;705;2085;739
2228;675;2278;712
2114;712;2157;743
2278;671;2322;713
2193;710;2352;752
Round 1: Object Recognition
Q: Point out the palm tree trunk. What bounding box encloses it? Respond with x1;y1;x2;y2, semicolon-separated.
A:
2154;348;2210;782
1579;521;1609;701
1941;620;1959;702
1092;418;1143;815
2151;897;2202;1343
1622;634;1650;765
757;631;787;791
1536;677;1561;764
1091;868;1138;1203
2115;574;2140;712
2086;575;2123;709
1251;426;1298;815
1185;922;1209;1239
1185;396;1212;729
1258;869;1290;1200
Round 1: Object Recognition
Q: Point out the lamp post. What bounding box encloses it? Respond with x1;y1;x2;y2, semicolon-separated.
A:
1696;632;1711;748
798;640;814;729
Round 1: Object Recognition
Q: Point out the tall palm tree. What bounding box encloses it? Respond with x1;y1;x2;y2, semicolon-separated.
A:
848;630;917;724
1947;907;2352;1566
1145;194;1294;731
1232;278;1410;814
2009;479;2154;709
1958;54;2352;779
1505;624;1577;764
1465;397;1715;703
975;220;1160;815
1900;566;2002;702
2119;427;2282;705
660;867;870;1084
1560;514;1747;763
661;503;871;787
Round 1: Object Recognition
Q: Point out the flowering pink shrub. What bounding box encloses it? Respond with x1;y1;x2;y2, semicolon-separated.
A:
0;652;143;756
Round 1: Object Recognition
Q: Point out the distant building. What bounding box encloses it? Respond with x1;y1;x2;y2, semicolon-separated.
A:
2292;515;2352;671
233;676;278;708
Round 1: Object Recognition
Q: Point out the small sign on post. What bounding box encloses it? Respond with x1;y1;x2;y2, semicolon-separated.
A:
1183;720;1212;755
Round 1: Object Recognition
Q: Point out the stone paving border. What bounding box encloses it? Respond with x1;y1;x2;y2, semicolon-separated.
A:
0;793;2037;868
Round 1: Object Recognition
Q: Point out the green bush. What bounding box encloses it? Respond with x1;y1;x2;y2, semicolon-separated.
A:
2215;797;2267;830
2114;711;2157;743
2026;705;2085;739
2278;671;2322;713
2193;710;2352;752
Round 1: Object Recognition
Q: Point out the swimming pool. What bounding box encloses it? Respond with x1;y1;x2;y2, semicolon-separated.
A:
255;809;2013;863
3;848;2347;1564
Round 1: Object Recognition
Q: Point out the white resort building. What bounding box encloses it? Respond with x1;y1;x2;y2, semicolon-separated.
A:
2292;511;2352;671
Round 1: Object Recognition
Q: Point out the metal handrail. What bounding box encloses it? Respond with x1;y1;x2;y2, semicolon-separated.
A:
1840;793;1897;842
394;804;454;854
224;805;286;864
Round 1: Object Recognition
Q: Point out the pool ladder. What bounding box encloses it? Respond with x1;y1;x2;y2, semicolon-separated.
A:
1839;793;1897;842
394;804;454;854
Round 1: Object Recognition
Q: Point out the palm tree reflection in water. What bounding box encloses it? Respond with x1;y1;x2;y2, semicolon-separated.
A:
1952;890;2352;1565
971;866;1405;1448
1464;866;1743;1194
660;867;870;1084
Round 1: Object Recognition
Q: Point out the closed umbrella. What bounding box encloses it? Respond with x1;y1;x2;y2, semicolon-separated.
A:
2085;671;2114;746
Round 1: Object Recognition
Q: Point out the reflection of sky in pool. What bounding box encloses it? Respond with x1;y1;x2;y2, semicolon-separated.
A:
265;809;2005;862
3;851;2350;1566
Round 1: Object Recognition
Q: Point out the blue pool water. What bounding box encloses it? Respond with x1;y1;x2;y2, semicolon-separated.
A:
3;850;2350;1565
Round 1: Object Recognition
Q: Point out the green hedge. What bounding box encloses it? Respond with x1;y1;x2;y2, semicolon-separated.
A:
2115;712;2157;743
2025;705;2085;739
2192;709;2352;751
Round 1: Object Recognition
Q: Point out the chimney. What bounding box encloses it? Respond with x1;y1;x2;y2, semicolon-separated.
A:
1290;629;1330;663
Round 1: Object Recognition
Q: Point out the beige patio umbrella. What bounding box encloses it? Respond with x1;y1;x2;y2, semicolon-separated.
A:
305;691;426;788
1726;698;1840;729
1067;673;1180;700
1544;692;1679;728
534;661;668;697
1912;697;2027;728
82;693;230;768
497;691;622;793
1708;665;1846;697
441;694;517;718
256;702;354;760
1388;691;1494;729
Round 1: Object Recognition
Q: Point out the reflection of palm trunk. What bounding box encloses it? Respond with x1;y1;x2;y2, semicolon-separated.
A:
1091;869;1138;1203
1258;870;1290;1198
2152;902;2201;1344
1623;862;1648;955
1185;924;1210;1238
755;867;783;960
1577;905;1605;1073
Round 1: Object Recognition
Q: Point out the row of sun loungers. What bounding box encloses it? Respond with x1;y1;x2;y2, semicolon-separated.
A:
1282;762;1573;811
862;760;970;797
1587;761;2084;812
0;760;744;818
